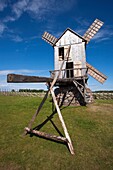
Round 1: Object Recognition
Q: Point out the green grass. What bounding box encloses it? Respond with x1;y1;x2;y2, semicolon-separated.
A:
0;95;113;170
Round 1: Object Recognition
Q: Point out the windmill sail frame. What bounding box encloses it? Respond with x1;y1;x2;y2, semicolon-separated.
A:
83;19;104;43
86;62;107;83
42;31;58;46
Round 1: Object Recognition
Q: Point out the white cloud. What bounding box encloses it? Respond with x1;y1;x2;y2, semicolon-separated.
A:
12;0;29;19
74;28;86;35
92;28;113;42
5;0;76;22
26;0;45;16
75;17;90;28
26;0;76;19
3;16;17;23
11;35;23;42
0;0;7;11
0;22;6;35
0;69;48;76
0;0;76;38
3;32;24;42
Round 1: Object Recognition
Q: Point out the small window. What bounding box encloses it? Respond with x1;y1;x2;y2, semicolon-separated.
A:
59;47;64;60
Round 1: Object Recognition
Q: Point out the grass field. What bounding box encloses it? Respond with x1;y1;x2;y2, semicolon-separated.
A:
0;95;113;170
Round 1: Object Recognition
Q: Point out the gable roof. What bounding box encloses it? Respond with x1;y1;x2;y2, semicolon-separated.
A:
54;28;87;45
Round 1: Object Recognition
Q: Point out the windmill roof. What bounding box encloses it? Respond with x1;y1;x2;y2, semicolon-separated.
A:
54;28;87;45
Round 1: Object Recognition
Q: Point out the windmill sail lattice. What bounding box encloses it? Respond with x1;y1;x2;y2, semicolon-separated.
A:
42;31;58;46
83;19;104;43
86;62;107;83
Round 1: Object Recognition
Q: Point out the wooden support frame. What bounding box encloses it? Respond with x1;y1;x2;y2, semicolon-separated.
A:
24;45;75;155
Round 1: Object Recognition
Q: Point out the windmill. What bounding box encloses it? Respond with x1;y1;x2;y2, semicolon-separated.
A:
42;18;107;105
7;19;107;155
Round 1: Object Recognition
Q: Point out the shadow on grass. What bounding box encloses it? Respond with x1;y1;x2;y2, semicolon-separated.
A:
25;107;71;151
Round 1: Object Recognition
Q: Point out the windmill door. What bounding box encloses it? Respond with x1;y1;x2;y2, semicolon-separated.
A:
66;62;74;78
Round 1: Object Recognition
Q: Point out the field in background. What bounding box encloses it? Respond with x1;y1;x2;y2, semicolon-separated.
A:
0;91;113;99
0;95;113;170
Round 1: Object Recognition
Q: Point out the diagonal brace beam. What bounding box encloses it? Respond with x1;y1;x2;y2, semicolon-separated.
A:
50;88;75;155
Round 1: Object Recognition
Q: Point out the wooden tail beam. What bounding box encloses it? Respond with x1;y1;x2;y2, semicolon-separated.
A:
7;74;53;83
7;74;87;84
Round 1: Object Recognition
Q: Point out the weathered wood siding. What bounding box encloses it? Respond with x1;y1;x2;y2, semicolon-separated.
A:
54;30;86;78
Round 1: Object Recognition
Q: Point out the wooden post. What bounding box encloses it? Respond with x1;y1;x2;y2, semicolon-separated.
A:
83;77;87;103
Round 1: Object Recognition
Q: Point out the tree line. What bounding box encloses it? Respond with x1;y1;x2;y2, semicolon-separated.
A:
93;90;113;93
11;89;47;93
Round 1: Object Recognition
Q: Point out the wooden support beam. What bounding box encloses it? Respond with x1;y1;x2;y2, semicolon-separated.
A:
50;88;75;155
7;74;53;83
7;74;88;84
83;77;87;103
28;90;49;130
73;80;84;97
25;127;67;143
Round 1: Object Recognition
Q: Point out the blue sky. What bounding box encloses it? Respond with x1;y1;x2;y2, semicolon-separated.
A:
0;0;113;91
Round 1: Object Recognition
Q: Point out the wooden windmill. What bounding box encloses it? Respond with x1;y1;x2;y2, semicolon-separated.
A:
42;18;107;105
7;19;107;155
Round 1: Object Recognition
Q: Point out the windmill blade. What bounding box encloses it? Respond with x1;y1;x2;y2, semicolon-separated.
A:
42;31;58;46
83;19;104;43
86;62;107;84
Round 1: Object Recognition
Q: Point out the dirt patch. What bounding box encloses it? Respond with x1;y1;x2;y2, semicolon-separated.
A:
87;103;113;115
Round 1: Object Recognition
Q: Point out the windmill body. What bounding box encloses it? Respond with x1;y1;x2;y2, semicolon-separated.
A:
54;28;86;79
